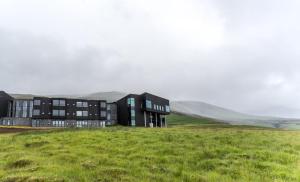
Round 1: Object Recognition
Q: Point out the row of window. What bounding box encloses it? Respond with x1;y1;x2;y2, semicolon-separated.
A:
34;100;106;108
50;121;106;128
154;104;164;112
145;100;170;112
33;109;106;117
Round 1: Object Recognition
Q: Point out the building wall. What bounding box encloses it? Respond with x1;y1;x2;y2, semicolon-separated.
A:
12;100;33;118
107;103;117;125
116;93;170;127
117;96;131;126
0;91;13;118
32;97;107;121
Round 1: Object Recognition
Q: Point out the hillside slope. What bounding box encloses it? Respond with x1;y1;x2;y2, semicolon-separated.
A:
171;101;300;128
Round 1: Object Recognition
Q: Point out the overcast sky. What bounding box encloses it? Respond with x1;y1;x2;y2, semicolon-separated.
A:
1;0;300;118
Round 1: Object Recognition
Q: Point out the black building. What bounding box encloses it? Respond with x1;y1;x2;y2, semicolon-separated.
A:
0;91;170;128
117;93;170;127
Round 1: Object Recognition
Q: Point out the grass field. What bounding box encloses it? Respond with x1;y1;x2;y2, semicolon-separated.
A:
0;114;300;182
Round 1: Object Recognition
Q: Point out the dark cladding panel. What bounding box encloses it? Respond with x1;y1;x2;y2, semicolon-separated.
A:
0;91;13;118
32;97;52;119
142;93;170;114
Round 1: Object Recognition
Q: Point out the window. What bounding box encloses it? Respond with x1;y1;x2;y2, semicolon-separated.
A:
127;98;135;107
76;111;88;117
146;100;152;109
131;120;136;126
52;110;65;116
34;100;41;106
76;111;82;117
83;111;88;117
77;121;88;128
83;102;88;107
107;113;111;120
107;104;111;111
53;100;66;106
101;111;106;117
130;98;135;107
100;102;106;108
22;109;27;118
76;101;88;107
52;121;65;127
166;105;170;112
33;109;40;116
131;110;135;117
127;98;131;105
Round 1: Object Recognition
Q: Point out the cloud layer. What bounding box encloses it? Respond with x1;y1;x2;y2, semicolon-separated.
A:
1;0;300;117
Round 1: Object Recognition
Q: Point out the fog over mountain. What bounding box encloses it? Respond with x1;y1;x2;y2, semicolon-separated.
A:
1;0;300;118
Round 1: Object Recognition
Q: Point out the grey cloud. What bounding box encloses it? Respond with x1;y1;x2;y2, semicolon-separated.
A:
0;0;300;118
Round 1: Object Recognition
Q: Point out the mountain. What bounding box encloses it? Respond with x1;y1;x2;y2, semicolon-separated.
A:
171;101;300;129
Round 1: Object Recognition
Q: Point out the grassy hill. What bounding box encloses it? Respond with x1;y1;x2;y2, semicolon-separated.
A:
0;115;299;181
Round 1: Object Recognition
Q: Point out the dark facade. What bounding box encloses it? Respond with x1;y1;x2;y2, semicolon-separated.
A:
117;93;170;127
31;97;107;127
0;91;13;118
0;91;170;128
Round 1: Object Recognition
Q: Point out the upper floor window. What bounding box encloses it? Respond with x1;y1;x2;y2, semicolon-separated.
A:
33;100;41;106
166;105;170;112
53;100;66;106
107;104;111;111
101;111;106;117
76;101;88;107
52;110;65;116
146;100;152;109
100;102;106;108
76;111;88;117
127;98;135;107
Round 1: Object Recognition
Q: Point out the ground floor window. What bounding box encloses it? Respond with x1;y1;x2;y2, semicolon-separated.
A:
77;121;88;128
52;120;65;127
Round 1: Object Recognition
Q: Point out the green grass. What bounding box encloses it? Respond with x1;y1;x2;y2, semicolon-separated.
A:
0;114;299;182
167;113;224;125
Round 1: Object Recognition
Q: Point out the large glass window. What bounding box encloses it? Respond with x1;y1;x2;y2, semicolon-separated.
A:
33;100;41;106
146;100;152;109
